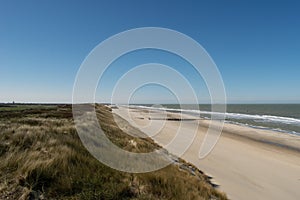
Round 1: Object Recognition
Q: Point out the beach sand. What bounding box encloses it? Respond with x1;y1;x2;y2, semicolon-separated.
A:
113;106;300;200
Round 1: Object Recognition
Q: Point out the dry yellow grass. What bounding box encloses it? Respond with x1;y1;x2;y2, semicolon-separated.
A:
0;104;227;200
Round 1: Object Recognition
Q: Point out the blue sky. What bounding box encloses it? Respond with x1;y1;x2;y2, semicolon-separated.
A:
1;0;299;103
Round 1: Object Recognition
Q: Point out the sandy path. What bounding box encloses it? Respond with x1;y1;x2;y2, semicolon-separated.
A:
113;106;300;200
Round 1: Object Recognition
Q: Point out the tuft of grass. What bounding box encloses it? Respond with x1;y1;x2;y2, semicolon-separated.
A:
0;104;227;200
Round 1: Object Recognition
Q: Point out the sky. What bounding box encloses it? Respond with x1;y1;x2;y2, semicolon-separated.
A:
1;0;299;104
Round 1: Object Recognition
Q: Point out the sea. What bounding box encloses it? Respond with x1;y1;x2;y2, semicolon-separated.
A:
128;104;300;136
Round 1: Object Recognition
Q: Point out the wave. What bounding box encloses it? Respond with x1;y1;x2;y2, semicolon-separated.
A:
199;111;300;125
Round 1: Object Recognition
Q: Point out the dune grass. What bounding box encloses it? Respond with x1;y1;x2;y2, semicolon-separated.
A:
0;104;227;200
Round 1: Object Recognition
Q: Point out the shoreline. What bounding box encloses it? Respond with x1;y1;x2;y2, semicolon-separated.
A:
129;104;300;137
113;106;300;200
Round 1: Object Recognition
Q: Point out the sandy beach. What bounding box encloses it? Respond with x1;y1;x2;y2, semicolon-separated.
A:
113;106;300;200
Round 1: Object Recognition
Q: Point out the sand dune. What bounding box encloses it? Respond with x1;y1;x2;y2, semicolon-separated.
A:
113;106;300;200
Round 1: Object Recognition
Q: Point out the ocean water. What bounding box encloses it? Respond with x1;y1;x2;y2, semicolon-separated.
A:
130;104;300;136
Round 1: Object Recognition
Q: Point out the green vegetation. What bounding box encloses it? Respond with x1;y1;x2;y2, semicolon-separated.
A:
0;104;227;200
0;104;56;111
